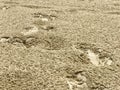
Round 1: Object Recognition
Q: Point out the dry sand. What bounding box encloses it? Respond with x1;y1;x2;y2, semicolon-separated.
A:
0;0;120;90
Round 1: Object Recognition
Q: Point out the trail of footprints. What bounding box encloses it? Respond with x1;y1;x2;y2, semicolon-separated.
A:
65;43;113;90
0;10;113;65
0;12;63;50
0;11;114;90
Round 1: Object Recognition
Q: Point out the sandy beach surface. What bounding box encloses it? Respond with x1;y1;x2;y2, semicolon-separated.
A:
0;0;120;90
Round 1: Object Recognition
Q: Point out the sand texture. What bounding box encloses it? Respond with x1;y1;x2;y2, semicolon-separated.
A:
0;0;120;90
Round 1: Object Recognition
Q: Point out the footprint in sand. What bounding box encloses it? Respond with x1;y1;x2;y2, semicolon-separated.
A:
73;42;113;66
66;71;89;90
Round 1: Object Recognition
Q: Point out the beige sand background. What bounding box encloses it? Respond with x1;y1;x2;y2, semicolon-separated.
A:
0;0;120;90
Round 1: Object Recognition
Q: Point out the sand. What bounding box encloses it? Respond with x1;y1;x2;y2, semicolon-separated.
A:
0;0;120;90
